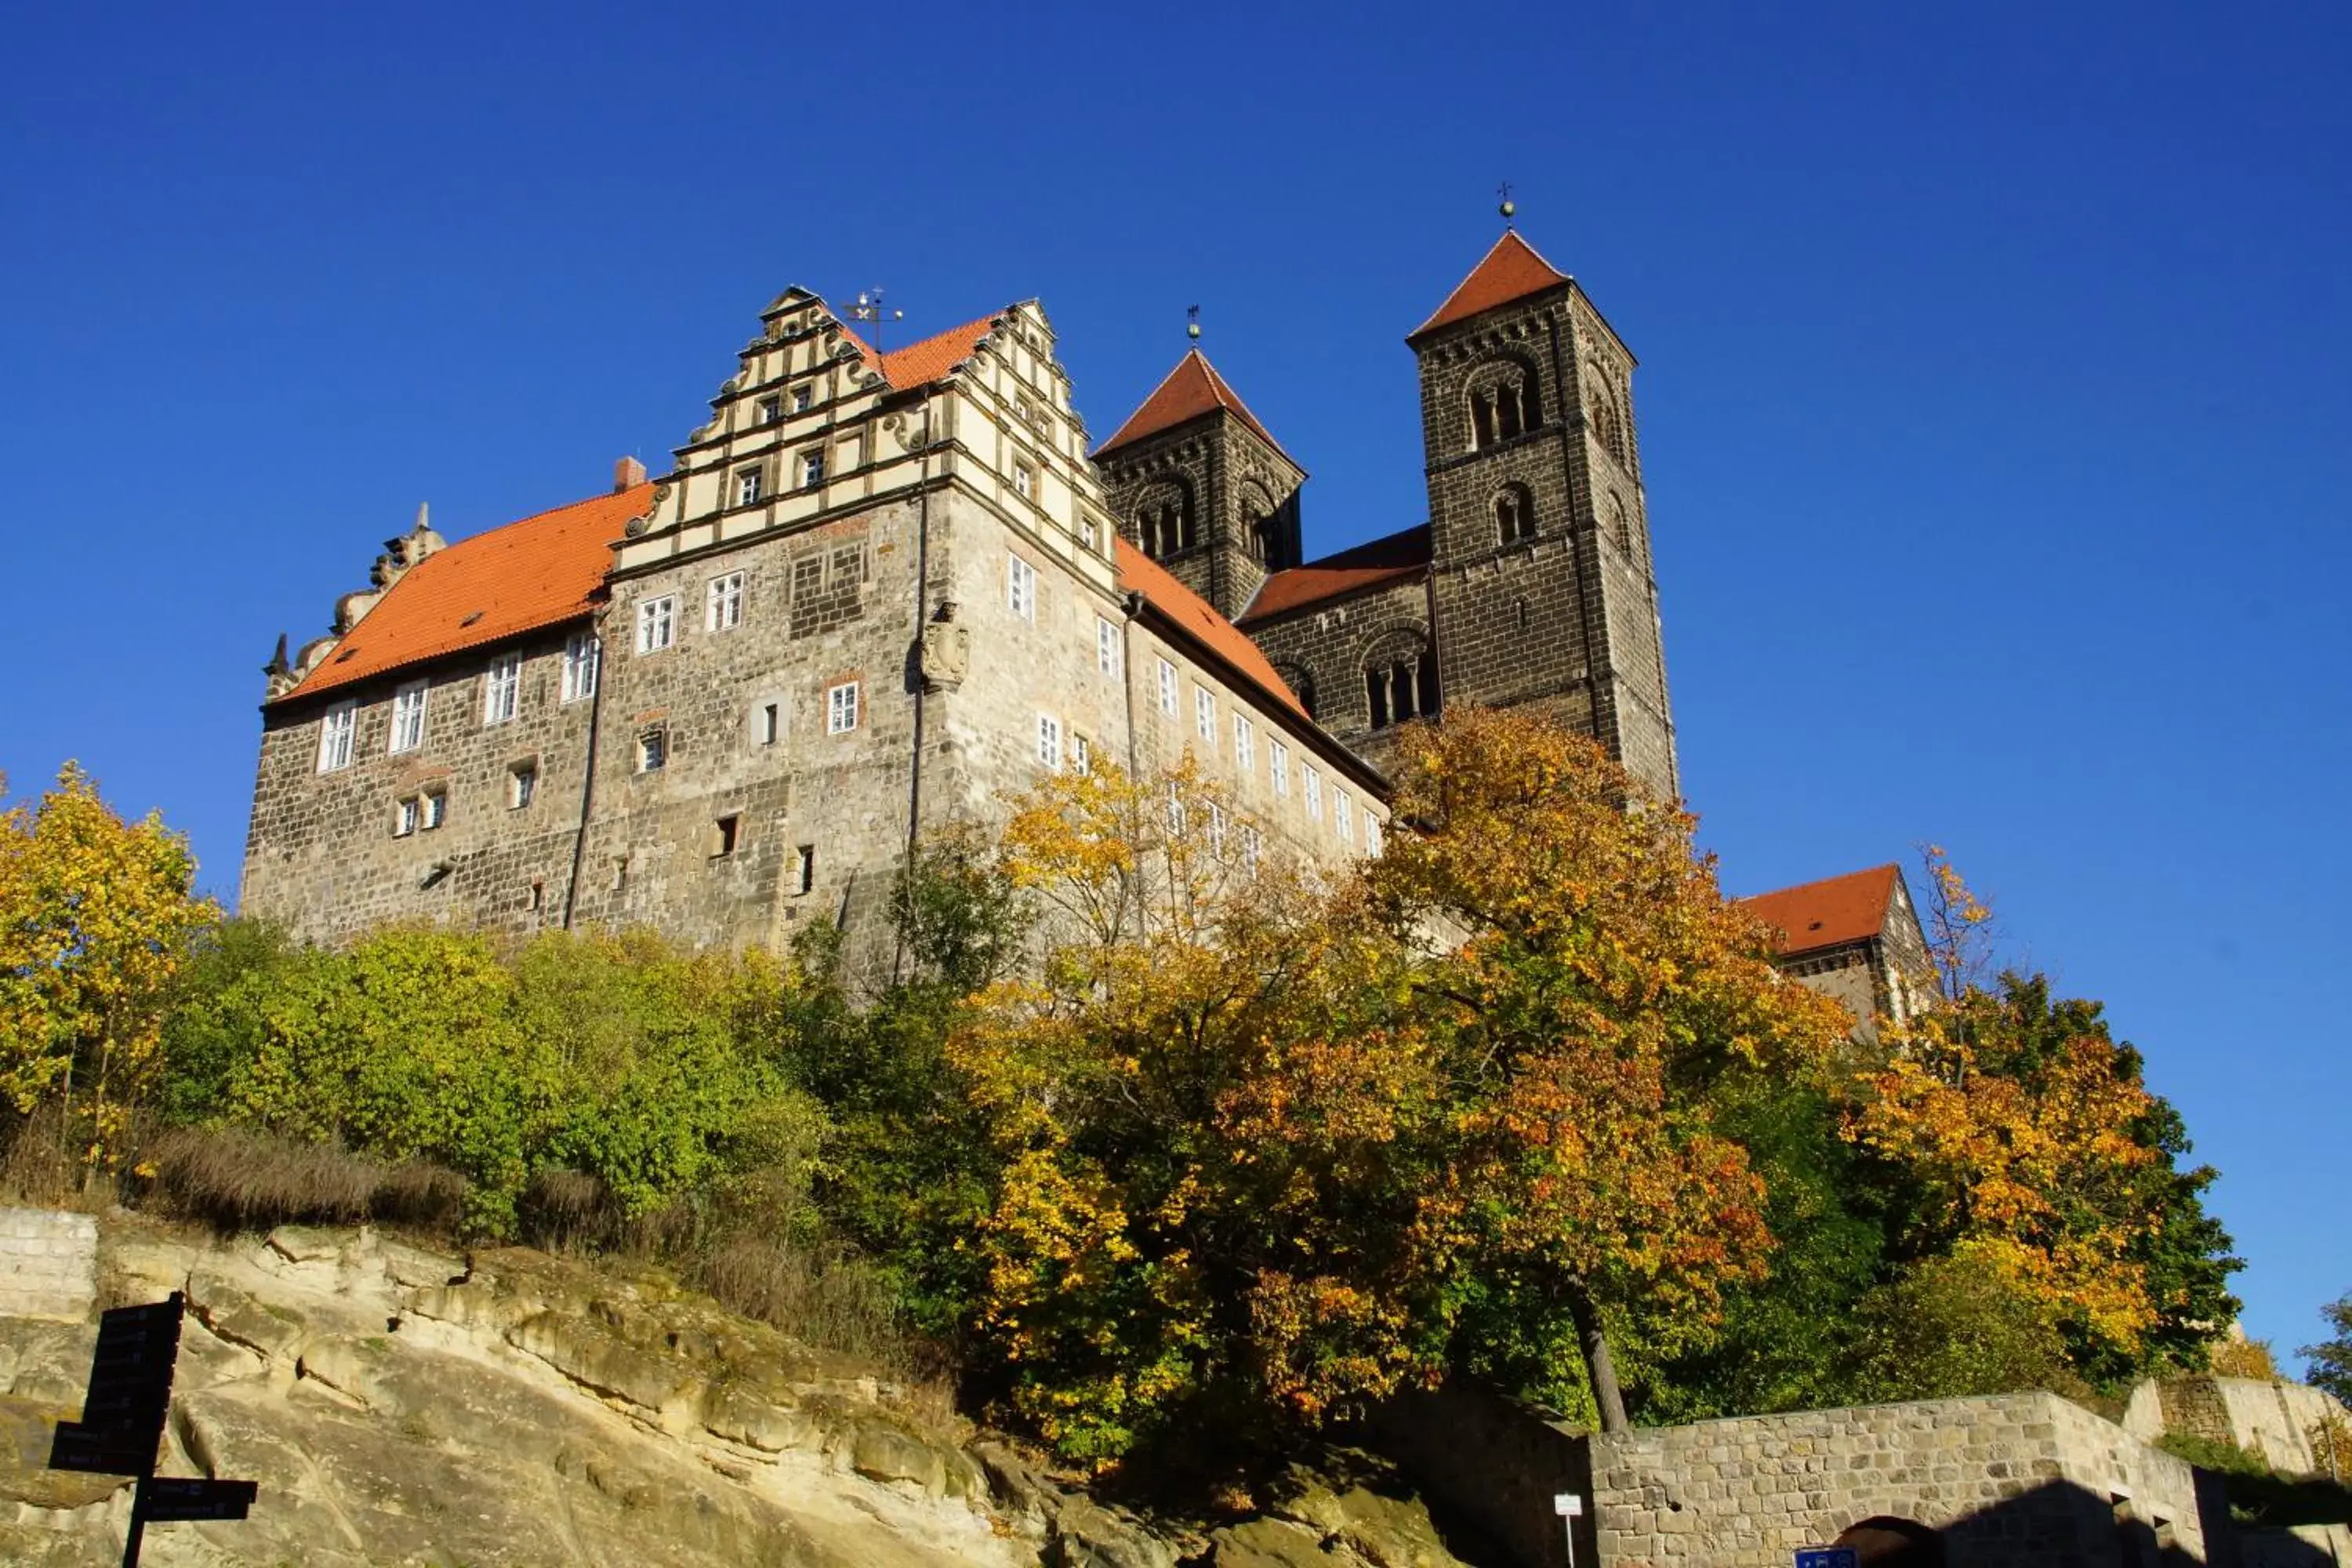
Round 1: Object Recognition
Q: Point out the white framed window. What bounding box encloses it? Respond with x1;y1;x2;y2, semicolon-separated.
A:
735;466;764;506
1194;687;1215;746
1096;616;1121;679
637;727;667;772
1269;742;1289;796
561;631;601;702
1232;714;1254;771
800;448;826;489
482;652;521;725
1166;780;1188;837
1012;458;1036;501
317;700;357;772
1079;515;1099;554
791;383;813;412
1334;790;1353;844
508;762;536;809
421;789;447;830
394;797;419;837
636;594;677;655
827;681;859;735
757;394;782;424
1007;555;1036;622
1070;732;1092;773
1036;712;1062;768
706;572;745;632
1208;802;1227;856
1243;825;1262;877
1304;764;1323;821
1157;658;1178;715
389;681;427;754
1363;815;1382;858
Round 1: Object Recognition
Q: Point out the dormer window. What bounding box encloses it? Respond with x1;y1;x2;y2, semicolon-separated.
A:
735;466;764;506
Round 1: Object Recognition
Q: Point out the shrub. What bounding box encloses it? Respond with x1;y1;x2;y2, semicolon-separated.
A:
145;1125;466;1231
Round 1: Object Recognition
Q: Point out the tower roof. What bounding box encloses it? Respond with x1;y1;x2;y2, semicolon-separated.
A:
1410;230;1572;341
1092;348;1294;465
1740;864;1904;959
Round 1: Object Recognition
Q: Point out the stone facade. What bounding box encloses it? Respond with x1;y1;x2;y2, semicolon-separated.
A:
241;291;1388;961
0;1207;96;1322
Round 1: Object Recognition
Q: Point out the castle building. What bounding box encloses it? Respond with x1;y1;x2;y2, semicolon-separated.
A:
1743;863;1939;1041
239;230;1679;953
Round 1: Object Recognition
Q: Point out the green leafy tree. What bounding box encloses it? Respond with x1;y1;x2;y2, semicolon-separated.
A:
2303;1292;2352;1405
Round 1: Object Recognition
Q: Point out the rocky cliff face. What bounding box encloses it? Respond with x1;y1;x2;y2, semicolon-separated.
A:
0;1217;1475;1568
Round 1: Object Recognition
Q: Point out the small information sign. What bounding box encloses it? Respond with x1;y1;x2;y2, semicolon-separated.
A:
141;1477;260;1523
1795;1548;1860;1568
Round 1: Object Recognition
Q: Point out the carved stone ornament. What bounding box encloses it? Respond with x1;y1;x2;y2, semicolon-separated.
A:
919;621;971;693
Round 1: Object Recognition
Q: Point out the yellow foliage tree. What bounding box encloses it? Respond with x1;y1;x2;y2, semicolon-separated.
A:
0;764;218;1170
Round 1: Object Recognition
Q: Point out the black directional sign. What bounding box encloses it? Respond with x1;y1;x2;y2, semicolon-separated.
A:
140;1477;259;1523
43;1290;260;1566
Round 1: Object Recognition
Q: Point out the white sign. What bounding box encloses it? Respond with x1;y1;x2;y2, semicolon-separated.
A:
1555;1494;1584;1517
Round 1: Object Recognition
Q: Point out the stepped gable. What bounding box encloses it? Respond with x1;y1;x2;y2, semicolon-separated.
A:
1116;537;1306;719
1238;523;1432;626
1409;230;1571;340
1741;863;1903;958
1092;347;1294;463
278;483;655;703
841;310;1003;390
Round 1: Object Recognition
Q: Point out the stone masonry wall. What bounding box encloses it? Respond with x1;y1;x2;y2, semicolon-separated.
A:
0;1207;96;1322
1588;1391;2218;1568
2153;1375;2352;1478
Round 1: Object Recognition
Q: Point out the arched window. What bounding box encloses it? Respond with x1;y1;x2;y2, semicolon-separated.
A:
1137;481;1196;560
1240;482;1285;570
1363;638;1439;730
1588;377;1627;465
1494;485;1535;546
1606;492;1632;553
1273;662;1316;719
1467;360;1542;452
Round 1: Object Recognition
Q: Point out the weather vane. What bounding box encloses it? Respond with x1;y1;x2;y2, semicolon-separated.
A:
1498;181;1516;227
851;287;904;352
1187;304;1201;343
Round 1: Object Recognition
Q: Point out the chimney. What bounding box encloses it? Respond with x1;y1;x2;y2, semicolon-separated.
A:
615;456;648;493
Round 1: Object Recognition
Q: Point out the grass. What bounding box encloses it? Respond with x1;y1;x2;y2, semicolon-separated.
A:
143;1126;466;1231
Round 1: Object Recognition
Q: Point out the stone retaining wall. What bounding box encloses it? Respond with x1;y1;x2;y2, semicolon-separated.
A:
0;1207;96;1322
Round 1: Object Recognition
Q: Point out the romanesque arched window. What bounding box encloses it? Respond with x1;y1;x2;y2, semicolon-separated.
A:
1136;479;1196;560
1494;484;1536;546
1273;662;1316;720
1467;359;1542;452
1606;492;1632;553
1363;634;1439;730
1240;481;1284;570
1588;376;1627;466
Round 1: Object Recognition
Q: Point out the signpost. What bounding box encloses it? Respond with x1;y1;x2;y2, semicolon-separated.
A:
46;1292;259;1566
1555;1490;1584;1568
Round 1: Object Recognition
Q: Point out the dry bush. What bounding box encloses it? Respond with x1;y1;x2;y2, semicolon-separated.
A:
0;1103;89;1208
146;1127;466;1232
691;1234;913;1372
2211;1334;2283;1381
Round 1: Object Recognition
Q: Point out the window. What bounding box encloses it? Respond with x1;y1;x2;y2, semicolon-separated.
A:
713;814;740;858
561;632;601;702
1468;364;1541;451
1208;802;1227;857
421;789;447;830
1334;790;1352;844
508;762;537;810
637;595;677;655
1012;458;1036;501
1070;732;1092;773
827;681;859;734
1195;687;1215;746
317;701;357;772
1363;815;1382;858
800;448;826;489
1156;658;1178;715
1365;648;1439;730
637;726;667;772
394;797;419;837
390;681;427;754
482;652;521;724
793;844;815;895
1304;764;1323;821
707;572;745;632
1142;490;1195;558
1270;742;1289;797
1243;825;1262;878
757;394;782;424
1036;713;1063;768
1078;515;1099;554
1494;485;1534;546
1007;555;1036;621
1096;616;1121;679
1166;780;1188;837
757;702;780;746
791;383;813;413
1232;713;1254;771
735;466;764;507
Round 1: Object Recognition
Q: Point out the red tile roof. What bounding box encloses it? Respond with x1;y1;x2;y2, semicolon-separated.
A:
1741;864;1902;959
840;311;1004;390
1092;350;1295;465
1115;537;1305;720
278;484;653;703
1410;230;1572;340
1239;524;1432;625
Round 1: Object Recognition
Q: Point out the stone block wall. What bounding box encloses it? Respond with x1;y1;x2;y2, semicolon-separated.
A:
2154;1374;2352;1478
0;1207;96;1322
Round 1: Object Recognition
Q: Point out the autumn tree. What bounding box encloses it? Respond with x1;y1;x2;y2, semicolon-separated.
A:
0;764;217;1171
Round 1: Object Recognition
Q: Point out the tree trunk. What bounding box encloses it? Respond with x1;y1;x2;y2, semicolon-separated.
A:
1567;1283;1629;1435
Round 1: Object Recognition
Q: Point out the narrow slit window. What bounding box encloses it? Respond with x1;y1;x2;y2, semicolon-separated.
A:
713;815;740;858
793;844;815;895
758;702;780;746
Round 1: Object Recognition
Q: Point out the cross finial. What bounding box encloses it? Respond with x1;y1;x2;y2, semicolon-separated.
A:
1186;304;1201;343
1497;181;1517;227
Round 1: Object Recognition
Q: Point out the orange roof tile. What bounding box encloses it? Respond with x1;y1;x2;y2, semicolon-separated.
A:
1239;524;1432;625
1740;864;1901;959
1410;230;1572;340
1115;538;1305;720
1092;350;1296;466
278;484;653;703
840;311;1004;390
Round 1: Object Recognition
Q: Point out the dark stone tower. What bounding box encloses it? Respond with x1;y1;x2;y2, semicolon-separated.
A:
1092;349;1305;622
1409;230;1678;800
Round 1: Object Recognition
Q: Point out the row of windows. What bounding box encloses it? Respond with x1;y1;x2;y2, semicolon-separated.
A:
729;450;826;509
637;572;748;654
315;633;603;772
387;758;540;839
1149;652;1367;844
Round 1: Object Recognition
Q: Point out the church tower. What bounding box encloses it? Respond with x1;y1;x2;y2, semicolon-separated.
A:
1410;228;1678;800
1092;348;1305;622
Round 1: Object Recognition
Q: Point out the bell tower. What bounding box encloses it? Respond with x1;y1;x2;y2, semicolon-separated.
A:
1092;345;1304;622
1409;221;1677;801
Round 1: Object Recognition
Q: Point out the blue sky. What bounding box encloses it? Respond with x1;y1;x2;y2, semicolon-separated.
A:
5;2;2346;1367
